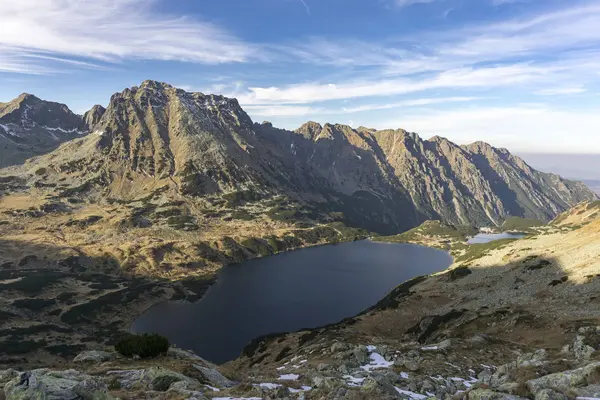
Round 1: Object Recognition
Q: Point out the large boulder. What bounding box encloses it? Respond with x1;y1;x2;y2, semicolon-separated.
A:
533;389;569;400
0;369;18;386
4;369;112;400
527;361;600;395
468;388;528;400
394;350;422;372
106;367;197;391
353;345;369;364
189;364;235;388
490;350;548;388
561;326;600;362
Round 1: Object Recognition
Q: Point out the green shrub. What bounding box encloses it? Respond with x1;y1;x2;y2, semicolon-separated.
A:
115;333;169;358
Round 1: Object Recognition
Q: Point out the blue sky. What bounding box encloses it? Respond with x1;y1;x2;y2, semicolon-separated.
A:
1;0;600;153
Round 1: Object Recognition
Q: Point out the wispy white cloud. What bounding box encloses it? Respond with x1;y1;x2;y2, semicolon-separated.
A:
298;0;311;15
535;86;587;95
491;0;528;6
243;96;479;117
244;104;322;117
235;64;547;105
395;0;436;8
0;0;259;74
340;96;479;113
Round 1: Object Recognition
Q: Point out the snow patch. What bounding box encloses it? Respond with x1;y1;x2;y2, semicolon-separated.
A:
214;397;262;400
43;126;83;134
360;352;393;371
395;387;428;399
366;345;376;352
205;385;220;391
0;123;19;137
258;383;282;389
421;346;439;351
278;373;299;381
400;372;410;379
289;386;312;393
343;375;365;387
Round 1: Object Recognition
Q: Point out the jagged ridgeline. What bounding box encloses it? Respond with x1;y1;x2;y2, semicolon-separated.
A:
0;80;596;233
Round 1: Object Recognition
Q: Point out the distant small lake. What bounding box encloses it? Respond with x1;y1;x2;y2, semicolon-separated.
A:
467;232;525;244
132;240;452;364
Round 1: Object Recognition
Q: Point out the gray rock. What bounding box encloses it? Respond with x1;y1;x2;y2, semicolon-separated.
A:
468;388;528;400
273;385;291;398
421;380;436;393
353;345;369;364
562;327;600;362
571;384;600;398
331;342;349;353
478;369;493;385
4;369;112;400
191;363;235;388
317;363;330;372
0;369;18;386
312;375;338;390
73;350;116;363
534;389;569;400
397;351;422;372
527;361;600;394
361;375;398;397
105;369;144;390
377;345;393;361
490;350;548;388
337;364;350;374
106;367;196;391
167;347;207;362
517;349;547;367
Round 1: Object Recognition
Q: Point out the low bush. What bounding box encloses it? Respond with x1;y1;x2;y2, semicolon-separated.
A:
115;333;169;358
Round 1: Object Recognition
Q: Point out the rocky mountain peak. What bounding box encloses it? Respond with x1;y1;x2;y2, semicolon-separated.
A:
0;93;86;167
82;105;106;131
463;140;497;154
295;121;323;140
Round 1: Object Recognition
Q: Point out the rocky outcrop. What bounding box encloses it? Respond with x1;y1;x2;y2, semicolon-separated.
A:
3;369;112;399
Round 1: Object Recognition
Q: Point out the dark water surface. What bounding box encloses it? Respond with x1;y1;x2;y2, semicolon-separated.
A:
132;240;452;363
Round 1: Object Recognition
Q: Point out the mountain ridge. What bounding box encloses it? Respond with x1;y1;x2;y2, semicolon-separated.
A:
0;81;596;233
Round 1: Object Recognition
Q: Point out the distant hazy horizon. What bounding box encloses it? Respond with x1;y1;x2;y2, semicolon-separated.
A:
518;153;600;195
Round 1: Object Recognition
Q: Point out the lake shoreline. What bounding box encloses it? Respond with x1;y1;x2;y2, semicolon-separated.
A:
131;240;452;364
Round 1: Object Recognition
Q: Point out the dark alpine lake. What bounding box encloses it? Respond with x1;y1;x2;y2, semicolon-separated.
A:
132;240;452;363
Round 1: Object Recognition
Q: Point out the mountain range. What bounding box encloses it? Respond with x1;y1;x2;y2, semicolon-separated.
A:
0;80;596;234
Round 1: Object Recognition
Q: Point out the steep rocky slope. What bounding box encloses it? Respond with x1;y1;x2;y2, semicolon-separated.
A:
0;94;87;168
2;81;594;234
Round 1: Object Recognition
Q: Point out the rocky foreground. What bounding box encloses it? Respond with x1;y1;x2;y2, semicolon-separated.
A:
2;203;600;399
1;326;599;399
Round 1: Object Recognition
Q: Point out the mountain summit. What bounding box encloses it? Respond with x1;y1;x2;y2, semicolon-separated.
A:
0;93;86;168
0;81;596;233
